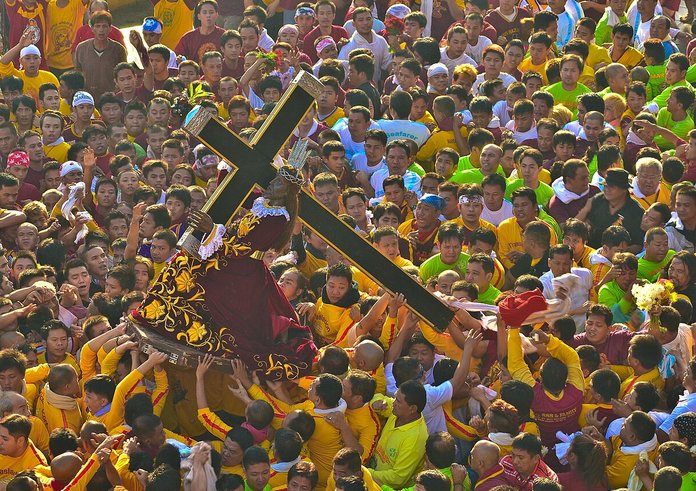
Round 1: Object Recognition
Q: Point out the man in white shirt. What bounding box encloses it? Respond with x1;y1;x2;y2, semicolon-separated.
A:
439;25;477;75
369;140;421;201
481;173;513;226
376;90;430;147
338;7;392;82
539;245;592;329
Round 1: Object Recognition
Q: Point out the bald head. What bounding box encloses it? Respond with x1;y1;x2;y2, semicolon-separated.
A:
470;440;501;475
79;420;107;452
0;392;29;417
353;340;384;371
0;332;25;350
50;452;83;483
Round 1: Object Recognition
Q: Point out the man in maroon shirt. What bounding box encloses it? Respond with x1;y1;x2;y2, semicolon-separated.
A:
458;441;506;491
484;0;532;46
144;44;179;92
570;303;634;365
5;151;41;205
500;434;558;491
114;62;153;105
302;0;349;63
174;0;225;64
548;159;601;226
70;0;125;53
220;30;244;79
17;130;44;191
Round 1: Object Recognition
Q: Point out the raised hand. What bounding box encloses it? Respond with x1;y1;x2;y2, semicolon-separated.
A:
196;354;215;379
189;210;214;235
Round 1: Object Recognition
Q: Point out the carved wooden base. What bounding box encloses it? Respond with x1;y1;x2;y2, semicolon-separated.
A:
127;318;235;374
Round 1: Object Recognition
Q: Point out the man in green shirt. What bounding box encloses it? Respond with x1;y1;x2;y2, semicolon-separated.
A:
597;252;640;325
544;54;592;118
594;0;627;46
451;143;505;184
243;446;272;491
505;148;554;208
456;128;494;172
464;253;501;305
646;53;690;113
655;86;695;151
638;227;675;282
419;223;470;282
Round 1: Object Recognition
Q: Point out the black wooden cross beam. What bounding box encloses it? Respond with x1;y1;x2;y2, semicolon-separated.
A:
181;71;454;330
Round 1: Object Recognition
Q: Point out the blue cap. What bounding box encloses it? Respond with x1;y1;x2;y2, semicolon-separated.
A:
419;193;445;211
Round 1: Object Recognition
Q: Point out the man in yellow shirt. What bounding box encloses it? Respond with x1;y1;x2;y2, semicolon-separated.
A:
498;187;557;269
619;334;665;398
40;110;70;164
35;364;84;434
311;263;361;346
83;350;168;432
45;0;88;71
586;411;658;489
0;414;48;488
0;32;59;104
368;380;428;489
518;32;552;84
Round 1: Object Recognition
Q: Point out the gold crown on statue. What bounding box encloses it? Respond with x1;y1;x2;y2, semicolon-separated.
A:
278;139;309;186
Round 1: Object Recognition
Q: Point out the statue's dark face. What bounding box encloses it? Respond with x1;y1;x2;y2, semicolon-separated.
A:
264;174;290;202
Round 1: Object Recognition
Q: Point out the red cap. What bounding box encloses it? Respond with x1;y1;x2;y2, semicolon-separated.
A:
6;151;29;168
498;289;547;327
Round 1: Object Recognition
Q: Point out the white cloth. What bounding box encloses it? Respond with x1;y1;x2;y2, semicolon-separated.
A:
350;154;386;175
493;100;512;127
419;0;433;37
375;119;431;147
184;442;216;491
258;28;275;52
439;47;477;76
471;72;517;96
338;31;392;82
481;199;513;226
464;36;492;65
607;412;669;438
551;177;590;204
505;120;537;144
539;269;592;329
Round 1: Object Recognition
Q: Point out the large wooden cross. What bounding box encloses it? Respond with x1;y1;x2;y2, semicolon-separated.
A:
181;71;453;330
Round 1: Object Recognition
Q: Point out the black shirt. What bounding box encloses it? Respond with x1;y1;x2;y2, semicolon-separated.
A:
587;194;645;248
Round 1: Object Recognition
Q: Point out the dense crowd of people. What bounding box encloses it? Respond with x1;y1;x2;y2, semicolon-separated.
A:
0;0;696;489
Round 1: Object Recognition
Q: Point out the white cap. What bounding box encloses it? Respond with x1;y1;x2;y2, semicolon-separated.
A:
427;63;449;78
72;91;95;107
60;161;83;177
19;45;41;58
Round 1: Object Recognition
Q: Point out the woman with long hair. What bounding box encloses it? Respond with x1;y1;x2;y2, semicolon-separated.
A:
132;161;318;380
558;434;609;491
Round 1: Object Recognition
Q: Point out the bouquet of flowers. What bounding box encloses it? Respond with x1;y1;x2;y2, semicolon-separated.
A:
631;280;677;332
385;17;405;37
256;50;285;72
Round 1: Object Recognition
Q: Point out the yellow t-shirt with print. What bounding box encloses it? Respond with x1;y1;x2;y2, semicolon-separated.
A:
45;0;87;69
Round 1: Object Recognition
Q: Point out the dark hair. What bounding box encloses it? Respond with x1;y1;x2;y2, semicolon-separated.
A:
335;476;366;491
242;446;270;469
315;373;343;407
632;381;661;412
415;470;450;491
589;369;620;402
511;433;543;456
629;334;663;370
48;427;78;457
399;379;426;413
288;461;318;488
500;380;534;421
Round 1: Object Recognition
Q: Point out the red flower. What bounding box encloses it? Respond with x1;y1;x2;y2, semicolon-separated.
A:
384;17;405;37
